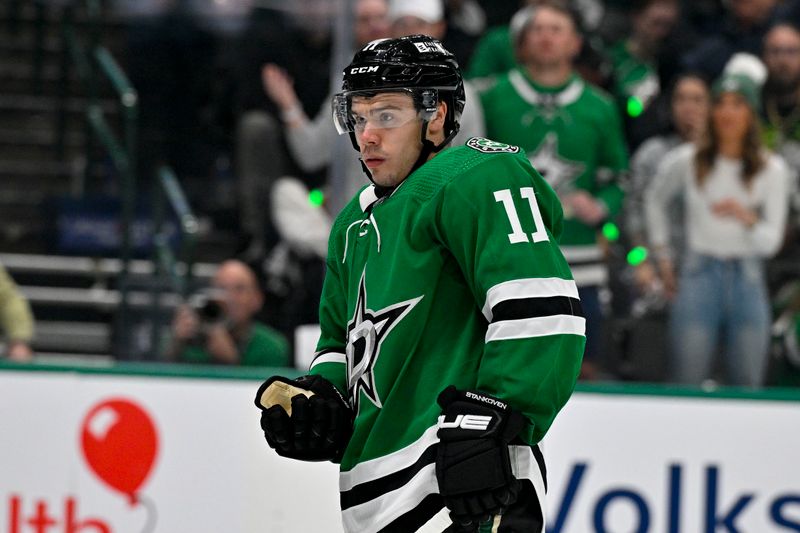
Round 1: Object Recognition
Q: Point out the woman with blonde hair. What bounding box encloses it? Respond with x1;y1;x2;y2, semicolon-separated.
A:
645;70;790;387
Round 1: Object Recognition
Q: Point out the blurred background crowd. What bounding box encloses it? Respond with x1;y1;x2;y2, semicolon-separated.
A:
1;0;799;389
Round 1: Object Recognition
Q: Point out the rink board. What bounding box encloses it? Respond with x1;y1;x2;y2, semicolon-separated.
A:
0;364;798;533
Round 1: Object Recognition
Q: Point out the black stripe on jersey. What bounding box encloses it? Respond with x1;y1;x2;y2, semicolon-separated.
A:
378;493;445;533
532;444;547;493
490;296;583;323
340;444;438;511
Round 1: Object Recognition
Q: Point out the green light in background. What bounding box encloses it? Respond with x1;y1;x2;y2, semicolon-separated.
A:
309;189;325;207
602;222;620;242
627;246;648;266
627;96;644;118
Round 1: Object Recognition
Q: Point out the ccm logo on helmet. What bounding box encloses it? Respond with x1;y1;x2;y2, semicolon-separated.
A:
350;66;380;74
438;414;493;431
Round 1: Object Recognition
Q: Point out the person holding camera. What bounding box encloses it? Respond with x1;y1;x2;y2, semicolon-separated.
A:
168;260;289;367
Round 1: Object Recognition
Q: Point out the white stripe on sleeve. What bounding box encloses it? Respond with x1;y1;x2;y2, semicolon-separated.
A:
309;352;346;370
486;315;586;342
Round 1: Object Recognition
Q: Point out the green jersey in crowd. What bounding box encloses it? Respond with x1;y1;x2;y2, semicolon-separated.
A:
308;139;585;532
481;69;629;287
180;322;288;367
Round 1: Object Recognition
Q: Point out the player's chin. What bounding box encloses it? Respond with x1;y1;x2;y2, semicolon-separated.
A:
370;172;399;188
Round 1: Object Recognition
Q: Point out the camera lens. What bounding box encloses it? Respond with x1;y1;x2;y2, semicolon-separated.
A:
199;299;223;322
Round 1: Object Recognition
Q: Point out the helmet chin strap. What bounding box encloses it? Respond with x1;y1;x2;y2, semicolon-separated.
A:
357;121;462;199
411;121;460;175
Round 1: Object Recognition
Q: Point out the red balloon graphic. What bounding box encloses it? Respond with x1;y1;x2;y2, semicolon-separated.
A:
80;398;159;506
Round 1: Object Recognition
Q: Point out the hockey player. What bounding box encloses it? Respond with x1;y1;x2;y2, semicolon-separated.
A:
255;35;585;532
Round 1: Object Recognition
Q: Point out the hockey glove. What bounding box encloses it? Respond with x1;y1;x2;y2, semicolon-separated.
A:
436;386;526;527
255;375;353;462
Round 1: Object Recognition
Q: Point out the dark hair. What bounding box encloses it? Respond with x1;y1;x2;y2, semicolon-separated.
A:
540;0;584;33
694;94;765;188
669;71;710;105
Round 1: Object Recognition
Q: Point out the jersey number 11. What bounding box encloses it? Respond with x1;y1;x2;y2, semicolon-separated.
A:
494;188;549;244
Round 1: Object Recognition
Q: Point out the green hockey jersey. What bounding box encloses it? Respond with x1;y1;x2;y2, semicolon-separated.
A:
481;70;629;286
309;138;585;532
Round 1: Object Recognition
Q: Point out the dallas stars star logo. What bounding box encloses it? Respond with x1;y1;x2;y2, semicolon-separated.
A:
346;269;422;411
529;132;585;193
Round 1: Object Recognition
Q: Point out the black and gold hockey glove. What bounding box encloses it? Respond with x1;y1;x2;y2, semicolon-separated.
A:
436;386;526;528
254;375;353;462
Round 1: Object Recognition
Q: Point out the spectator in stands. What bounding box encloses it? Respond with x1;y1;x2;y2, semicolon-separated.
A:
386;0;485;142
605;0;680;140
168;260;289;367
645;65;791;387
234;1;335;260
761;22;800;221
465;0;603;83
681;0;780;81
481;0;629;380
627;72;711;294
0;264;34;362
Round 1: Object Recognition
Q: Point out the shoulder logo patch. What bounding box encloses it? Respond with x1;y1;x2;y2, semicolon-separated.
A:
466;137;520;154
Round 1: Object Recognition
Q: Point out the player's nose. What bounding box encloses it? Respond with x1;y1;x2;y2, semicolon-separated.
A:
359;124;381;144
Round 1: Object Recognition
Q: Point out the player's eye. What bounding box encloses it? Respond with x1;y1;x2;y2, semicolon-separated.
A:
377;111;396;126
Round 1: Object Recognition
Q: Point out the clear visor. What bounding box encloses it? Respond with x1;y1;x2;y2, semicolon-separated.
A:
332;88;441;134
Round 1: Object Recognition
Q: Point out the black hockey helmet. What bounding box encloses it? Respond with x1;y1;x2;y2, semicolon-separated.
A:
333;35;465;154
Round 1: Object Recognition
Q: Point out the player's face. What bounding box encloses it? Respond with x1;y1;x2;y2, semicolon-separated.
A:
351;92;424;188
519;7;581;67
711;92;753;145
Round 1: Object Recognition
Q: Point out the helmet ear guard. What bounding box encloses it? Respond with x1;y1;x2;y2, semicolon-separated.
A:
418;89;439;117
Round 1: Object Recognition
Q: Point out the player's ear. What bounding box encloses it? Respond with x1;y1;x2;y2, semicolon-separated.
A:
426;101;447;139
